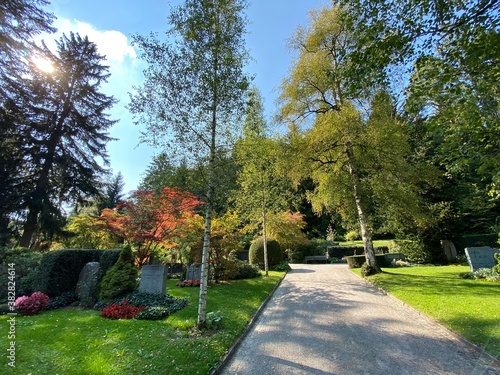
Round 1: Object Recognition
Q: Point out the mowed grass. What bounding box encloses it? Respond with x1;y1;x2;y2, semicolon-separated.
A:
357;265;500;359
0;272;284;374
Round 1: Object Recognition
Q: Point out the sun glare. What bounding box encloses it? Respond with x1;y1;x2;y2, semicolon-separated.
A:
32;57;54;73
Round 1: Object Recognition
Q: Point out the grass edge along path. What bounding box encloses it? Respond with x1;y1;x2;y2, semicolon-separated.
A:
0;271;285;375
353;265;500;360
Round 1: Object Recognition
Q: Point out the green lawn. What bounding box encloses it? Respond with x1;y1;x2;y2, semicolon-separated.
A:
357;265;500;360
0;272;284;374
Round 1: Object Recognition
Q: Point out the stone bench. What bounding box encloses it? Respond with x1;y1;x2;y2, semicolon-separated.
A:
304;255;328;264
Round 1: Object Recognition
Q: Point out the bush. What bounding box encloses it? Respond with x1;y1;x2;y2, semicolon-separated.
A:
327;246;364;259
14;291;49;315
47;291;79;310
391;240;432;263
249;238;282;268
361;262;378;277
99;246;138;301
177;279;200;287
494;253;500;273
272;261;291;272
30;249;120;297
95;291;189;320
345;230;360;241
0;247;42;299
234;261;262;279
286;242;316;263
454;233;499;254
346;254;388;268
101;299;144;319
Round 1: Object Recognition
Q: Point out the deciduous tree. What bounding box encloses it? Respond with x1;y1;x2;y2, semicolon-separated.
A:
129;0;250;326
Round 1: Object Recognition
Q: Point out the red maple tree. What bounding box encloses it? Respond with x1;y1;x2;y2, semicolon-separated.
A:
100;187;201;265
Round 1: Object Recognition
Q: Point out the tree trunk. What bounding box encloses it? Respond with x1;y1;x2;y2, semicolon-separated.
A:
346;149;379;271
262;208;269;277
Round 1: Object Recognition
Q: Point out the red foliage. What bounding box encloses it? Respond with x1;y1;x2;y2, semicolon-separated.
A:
99;187;202;265
14;291;50;315
176;279;201;287
100;299;144;320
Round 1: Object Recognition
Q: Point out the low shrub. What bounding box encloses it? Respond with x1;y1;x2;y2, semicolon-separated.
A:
101;299;144;319
47;291;79;310
95;291;189;320
14;291;49;315
205;310;223;330
391;240;432;263
249;238;282;268
464;268;500;281
272;261;291;272
233;261;261;279
361;262;378;277
286;242;316;263
177;279;200;287
327;246;364;259
346;254;388;268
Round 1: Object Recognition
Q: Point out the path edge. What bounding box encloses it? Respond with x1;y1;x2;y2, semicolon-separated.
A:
210;271;288;375
354;270;500;370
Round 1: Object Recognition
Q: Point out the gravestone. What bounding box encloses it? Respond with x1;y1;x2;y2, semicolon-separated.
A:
465;246;499;272
186;263;202;280
440;240;458;261
139;265;168;295
76;262;100;307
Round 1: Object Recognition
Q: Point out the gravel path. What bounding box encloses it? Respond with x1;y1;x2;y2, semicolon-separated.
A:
218;264;500;375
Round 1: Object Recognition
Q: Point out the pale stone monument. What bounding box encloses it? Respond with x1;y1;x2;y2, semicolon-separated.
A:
464;246;499;272
139;265;168;295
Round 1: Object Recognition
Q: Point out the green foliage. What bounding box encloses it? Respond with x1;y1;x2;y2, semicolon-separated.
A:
327;246;364;259
361;262;378;277
454;234;499;255
272;261;291;272
34;249;105;297
391;240;433;264
95;291;189;321
345;230;360;242
493;253;500;274
47;291;79;310
0;247;42;298
286;242;317;263
463;268;500;282
224;259;262;280
249;238;282;268
99;246;138;301
205;310;223;330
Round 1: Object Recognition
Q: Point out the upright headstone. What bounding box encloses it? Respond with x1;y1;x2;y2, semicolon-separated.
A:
139;265;168;295
186;263;202;280
441;240;458;261
465;246;499;272
76;262;100;307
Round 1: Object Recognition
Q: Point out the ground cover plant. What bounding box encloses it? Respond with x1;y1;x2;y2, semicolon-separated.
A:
0;271;284;374
355;265;500;360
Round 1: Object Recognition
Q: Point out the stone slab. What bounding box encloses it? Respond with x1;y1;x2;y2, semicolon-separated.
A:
139;265;168;294
465;246;499;272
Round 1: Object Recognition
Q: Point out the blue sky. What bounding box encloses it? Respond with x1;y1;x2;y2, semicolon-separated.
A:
41;0;330;194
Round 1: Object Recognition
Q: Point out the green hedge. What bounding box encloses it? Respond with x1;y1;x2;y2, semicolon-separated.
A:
454;234;499;254
346;254;390;268
34;249;121;297
327;246;389;259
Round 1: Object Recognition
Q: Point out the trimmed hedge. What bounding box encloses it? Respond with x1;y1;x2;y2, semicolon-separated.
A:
327;246;389;259
346;254;392;268
33;249;121;297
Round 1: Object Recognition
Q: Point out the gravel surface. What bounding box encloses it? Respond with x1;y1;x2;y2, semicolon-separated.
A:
218;264;500;375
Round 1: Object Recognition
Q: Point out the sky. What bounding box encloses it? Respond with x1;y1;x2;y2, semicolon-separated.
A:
40;0;330;194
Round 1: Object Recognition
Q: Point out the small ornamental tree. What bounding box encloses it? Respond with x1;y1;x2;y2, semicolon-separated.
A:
99;245;138;301
99;187;201;265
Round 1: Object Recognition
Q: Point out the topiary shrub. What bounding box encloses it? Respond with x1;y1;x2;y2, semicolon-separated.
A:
494;253;500;273
249;238;282;268
99;245;138;301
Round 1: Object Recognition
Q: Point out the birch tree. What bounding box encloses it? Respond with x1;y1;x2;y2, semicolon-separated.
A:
129;0;250;327
278;6;430;272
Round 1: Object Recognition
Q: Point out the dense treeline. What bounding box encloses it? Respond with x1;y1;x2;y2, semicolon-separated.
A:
1;0;499;273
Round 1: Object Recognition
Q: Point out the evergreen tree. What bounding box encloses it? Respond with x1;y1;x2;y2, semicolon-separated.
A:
15;32;117;247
